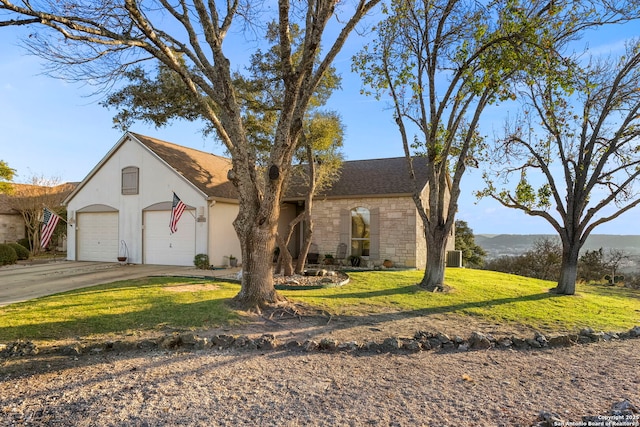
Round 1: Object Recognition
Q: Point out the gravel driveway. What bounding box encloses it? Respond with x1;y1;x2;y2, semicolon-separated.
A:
1;340;639;426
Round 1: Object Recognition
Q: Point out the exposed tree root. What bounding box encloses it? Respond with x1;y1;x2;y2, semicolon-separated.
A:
417;282;452;293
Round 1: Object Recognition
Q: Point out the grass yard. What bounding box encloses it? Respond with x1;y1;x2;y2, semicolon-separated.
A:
0;269;638;343
0;277;242;342
285;270;640;333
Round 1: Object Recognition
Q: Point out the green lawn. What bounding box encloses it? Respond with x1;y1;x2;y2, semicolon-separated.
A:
0;270;638;343
0;277;242;342
284;270;640;332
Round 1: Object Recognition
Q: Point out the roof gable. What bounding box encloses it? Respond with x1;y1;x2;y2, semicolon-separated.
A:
65;132;237;204
130;133;237;200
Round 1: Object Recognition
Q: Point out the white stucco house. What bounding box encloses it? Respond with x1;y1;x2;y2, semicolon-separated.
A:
65;132;453;268
64;132;240;266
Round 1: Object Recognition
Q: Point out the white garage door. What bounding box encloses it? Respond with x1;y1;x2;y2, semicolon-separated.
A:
144;210;195;266
77;212;119;262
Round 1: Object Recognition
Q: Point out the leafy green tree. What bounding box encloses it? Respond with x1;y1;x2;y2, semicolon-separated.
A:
352;0;614;291
454;220;486;268
0;0;381;310
481;41;640;295
0;160;15;194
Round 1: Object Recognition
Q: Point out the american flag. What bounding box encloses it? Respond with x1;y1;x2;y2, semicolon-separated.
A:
170;192;186;234
40;207;61;249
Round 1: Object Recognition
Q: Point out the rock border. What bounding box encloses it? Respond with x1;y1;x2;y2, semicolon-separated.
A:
2;325;639;359
274;273;350;290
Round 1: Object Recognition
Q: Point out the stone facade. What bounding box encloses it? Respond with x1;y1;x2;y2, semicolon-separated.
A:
310;196;429;268
0;213;25;244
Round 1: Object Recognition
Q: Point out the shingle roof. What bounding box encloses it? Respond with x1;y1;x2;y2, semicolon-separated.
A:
134;134;429;200
131;133;238;200
324;157;428;198
0;183;77;214
0;193;16;214
69;132;428;204
285;157;429;199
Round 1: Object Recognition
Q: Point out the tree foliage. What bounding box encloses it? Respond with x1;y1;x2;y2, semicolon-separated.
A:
454;220;486;268
101;23;345;278
277;110;344;276
0;0;380;309
484;237;563;281
0;160;15;194
481;39;640;295
351;0;613;291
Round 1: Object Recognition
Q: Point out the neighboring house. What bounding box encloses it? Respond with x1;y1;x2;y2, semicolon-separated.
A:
1;182;76;248
0;192;24;244
282;157;455;269
65;132;453;268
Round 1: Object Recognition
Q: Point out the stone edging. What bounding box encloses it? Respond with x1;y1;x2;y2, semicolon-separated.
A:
274;274;350;290
1;326;639;359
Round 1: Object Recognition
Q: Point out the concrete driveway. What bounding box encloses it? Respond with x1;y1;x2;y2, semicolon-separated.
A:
0;261;225;307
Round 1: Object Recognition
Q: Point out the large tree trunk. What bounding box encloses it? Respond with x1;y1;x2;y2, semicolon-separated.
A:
553;243;581;295
232;218;286;310
230;153;289;310
418;226;449;292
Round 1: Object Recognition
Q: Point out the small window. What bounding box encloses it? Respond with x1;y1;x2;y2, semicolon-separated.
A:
122;166;139;195
351;207;370;257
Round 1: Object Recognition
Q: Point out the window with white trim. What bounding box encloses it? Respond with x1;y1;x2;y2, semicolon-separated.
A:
351;207;370;257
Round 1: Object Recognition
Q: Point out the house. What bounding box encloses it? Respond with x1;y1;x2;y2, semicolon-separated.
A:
0;192;24;244
1;182;76;248
64;132;240;266
65;132;453;268
282;157;454;269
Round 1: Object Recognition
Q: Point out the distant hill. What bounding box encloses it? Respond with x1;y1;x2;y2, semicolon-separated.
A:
476;234;640;259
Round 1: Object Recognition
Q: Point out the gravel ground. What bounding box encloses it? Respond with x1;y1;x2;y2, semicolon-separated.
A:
2;270;639;426
1;338;639;426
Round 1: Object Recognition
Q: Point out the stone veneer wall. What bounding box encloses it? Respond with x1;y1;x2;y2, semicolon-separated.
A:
0;214;25;244
310;196;422;268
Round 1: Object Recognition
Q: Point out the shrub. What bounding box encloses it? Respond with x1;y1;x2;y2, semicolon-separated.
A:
194;253;210;270
17;238;31;251
7;242;29;260
0;244;18;265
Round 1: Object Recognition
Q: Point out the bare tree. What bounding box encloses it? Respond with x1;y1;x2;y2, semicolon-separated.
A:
481;42;640;295
0;0;380;309
276;111;344;276
351;0;615;290
10;177;72;254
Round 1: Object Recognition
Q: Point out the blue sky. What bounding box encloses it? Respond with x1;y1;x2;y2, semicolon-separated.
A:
1;18;638;236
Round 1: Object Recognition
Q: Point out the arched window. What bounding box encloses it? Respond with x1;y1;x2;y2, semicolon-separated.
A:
351;207;370;257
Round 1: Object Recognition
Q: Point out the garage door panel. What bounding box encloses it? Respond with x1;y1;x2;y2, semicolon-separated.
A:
77;212;119;262
144;210;195;266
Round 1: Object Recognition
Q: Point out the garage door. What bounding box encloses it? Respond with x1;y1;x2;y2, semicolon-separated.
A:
77;212;119;262
144;210;195;266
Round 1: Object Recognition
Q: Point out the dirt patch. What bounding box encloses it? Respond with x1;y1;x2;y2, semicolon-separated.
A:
163;283;221;292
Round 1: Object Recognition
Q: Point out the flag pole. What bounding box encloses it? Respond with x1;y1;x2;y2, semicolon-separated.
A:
43;206;67;224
